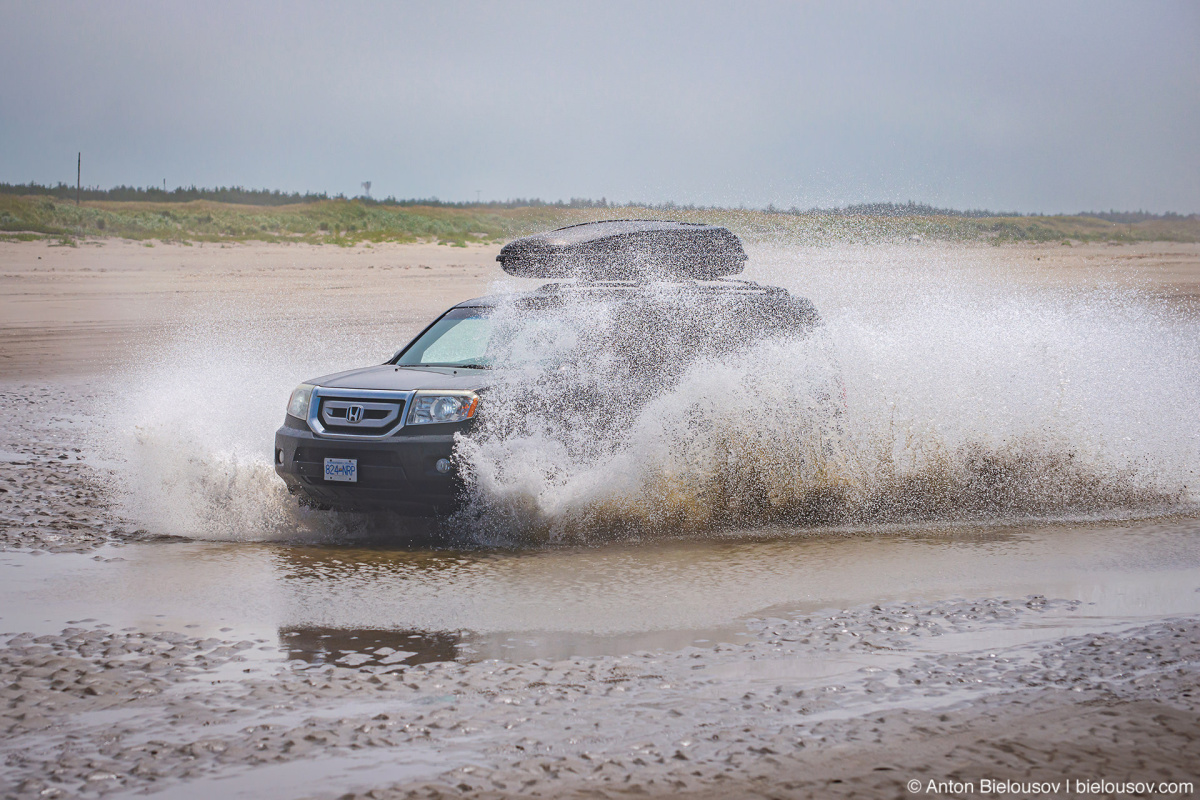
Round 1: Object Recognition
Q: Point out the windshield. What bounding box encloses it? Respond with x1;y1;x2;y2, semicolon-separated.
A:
395;307;493;367
393;292;815;370
394;304;581;368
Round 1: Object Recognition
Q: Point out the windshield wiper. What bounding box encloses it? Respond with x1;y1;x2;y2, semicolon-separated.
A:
402;362;491;369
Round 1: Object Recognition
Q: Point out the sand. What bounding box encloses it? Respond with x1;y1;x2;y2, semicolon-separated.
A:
2;589;1197;798
1;238;1198;798
0;239;501;378
3;238;1199;377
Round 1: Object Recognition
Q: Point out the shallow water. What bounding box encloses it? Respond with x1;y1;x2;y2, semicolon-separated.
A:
7;242;1200;665
4;516;1198;668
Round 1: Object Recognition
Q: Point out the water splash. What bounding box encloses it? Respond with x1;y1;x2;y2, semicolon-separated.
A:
92;303;412;542
453;246;1200;541
98;245;1200;543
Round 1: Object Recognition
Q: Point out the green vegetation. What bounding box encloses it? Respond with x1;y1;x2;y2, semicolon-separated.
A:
1;192;1196;247
0;194;552;246
0;180;615;210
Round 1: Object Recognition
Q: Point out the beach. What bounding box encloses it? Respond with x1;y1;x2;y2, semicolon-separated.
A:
1;238;1198;799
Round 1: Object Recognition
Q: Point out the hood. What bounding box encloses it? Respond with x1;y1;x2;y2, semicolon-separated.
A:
308;364;489;393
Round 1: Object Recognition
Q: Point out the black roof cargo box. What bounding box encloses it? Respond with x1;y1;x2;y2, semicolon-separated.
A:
497;220;747;280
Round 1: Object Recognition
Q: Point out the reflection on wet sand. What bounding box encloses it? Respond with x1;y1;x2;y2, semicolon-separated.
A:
255;517;1200;666
9;517;1200;663
280;627;460;668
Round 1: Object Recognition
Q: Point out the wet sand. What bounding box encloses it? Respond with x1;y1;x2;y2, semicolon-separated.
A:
1;239;1199;798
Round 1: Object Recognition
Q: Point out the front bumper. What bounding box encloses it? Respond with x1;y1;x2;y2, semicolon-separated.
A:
274;415;465;513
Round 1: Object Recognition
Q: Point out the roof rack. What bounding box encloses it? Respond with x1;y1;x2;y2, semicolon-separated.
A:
528;277;786;300
497;220;747;280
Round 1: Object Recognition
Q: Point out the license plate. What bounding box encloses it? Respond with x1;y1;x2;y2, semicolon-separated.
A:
323;458;357;483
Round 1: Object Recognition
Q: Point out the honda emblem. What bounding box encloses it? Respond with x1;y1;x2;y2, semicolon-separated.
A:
346;404;365;424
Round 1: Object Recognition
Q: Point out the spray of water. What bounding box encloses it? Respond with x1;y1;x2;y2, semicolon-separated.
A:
92;300;414;541
453;245;1200;541
99;245;1200;543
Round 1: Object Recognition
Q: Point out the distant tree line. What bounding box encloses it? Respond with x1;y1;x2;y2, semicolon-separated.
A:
807;201;1014;218
0;182;335;206
779;201;1194;221
0;182;1193;220
359;195;617;209
1074;210;1196;223
0;182;622;210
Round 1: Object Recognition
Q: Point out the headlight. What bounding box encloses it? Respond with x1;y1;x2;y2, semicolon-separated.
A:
286;384;315;419
406;392;479;425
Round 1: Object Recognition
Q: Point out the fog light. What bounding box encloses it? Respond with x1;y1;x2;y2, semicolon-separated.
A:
275;448;284;465
435;458;452;474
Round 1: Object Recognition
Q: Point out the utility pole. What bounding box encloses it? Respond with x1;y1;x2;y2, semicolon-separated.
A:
76;153;81;206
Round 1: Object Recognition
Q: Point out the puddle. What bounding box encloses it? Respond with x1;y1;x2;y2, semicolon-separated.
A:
2;516;1199;669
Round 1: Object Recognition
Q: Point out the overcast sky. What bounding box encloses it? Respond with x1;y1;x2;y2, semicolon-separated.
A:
2;1;1197;212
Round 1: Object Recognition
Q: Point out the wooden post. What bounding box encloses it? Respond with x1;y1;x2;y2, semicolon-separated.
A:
76;153;81;206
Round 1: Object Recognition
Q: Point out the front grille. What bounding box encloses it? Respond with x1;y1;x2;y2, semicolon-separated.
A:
316;395;406;436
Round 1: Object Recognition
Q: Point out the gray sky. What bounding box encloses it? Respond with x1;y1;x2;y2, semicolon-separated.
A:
2;0;1198;212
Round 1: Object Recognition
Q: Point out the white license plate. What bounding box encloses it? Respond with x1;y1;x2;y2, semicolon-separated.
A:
323;458;358;483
